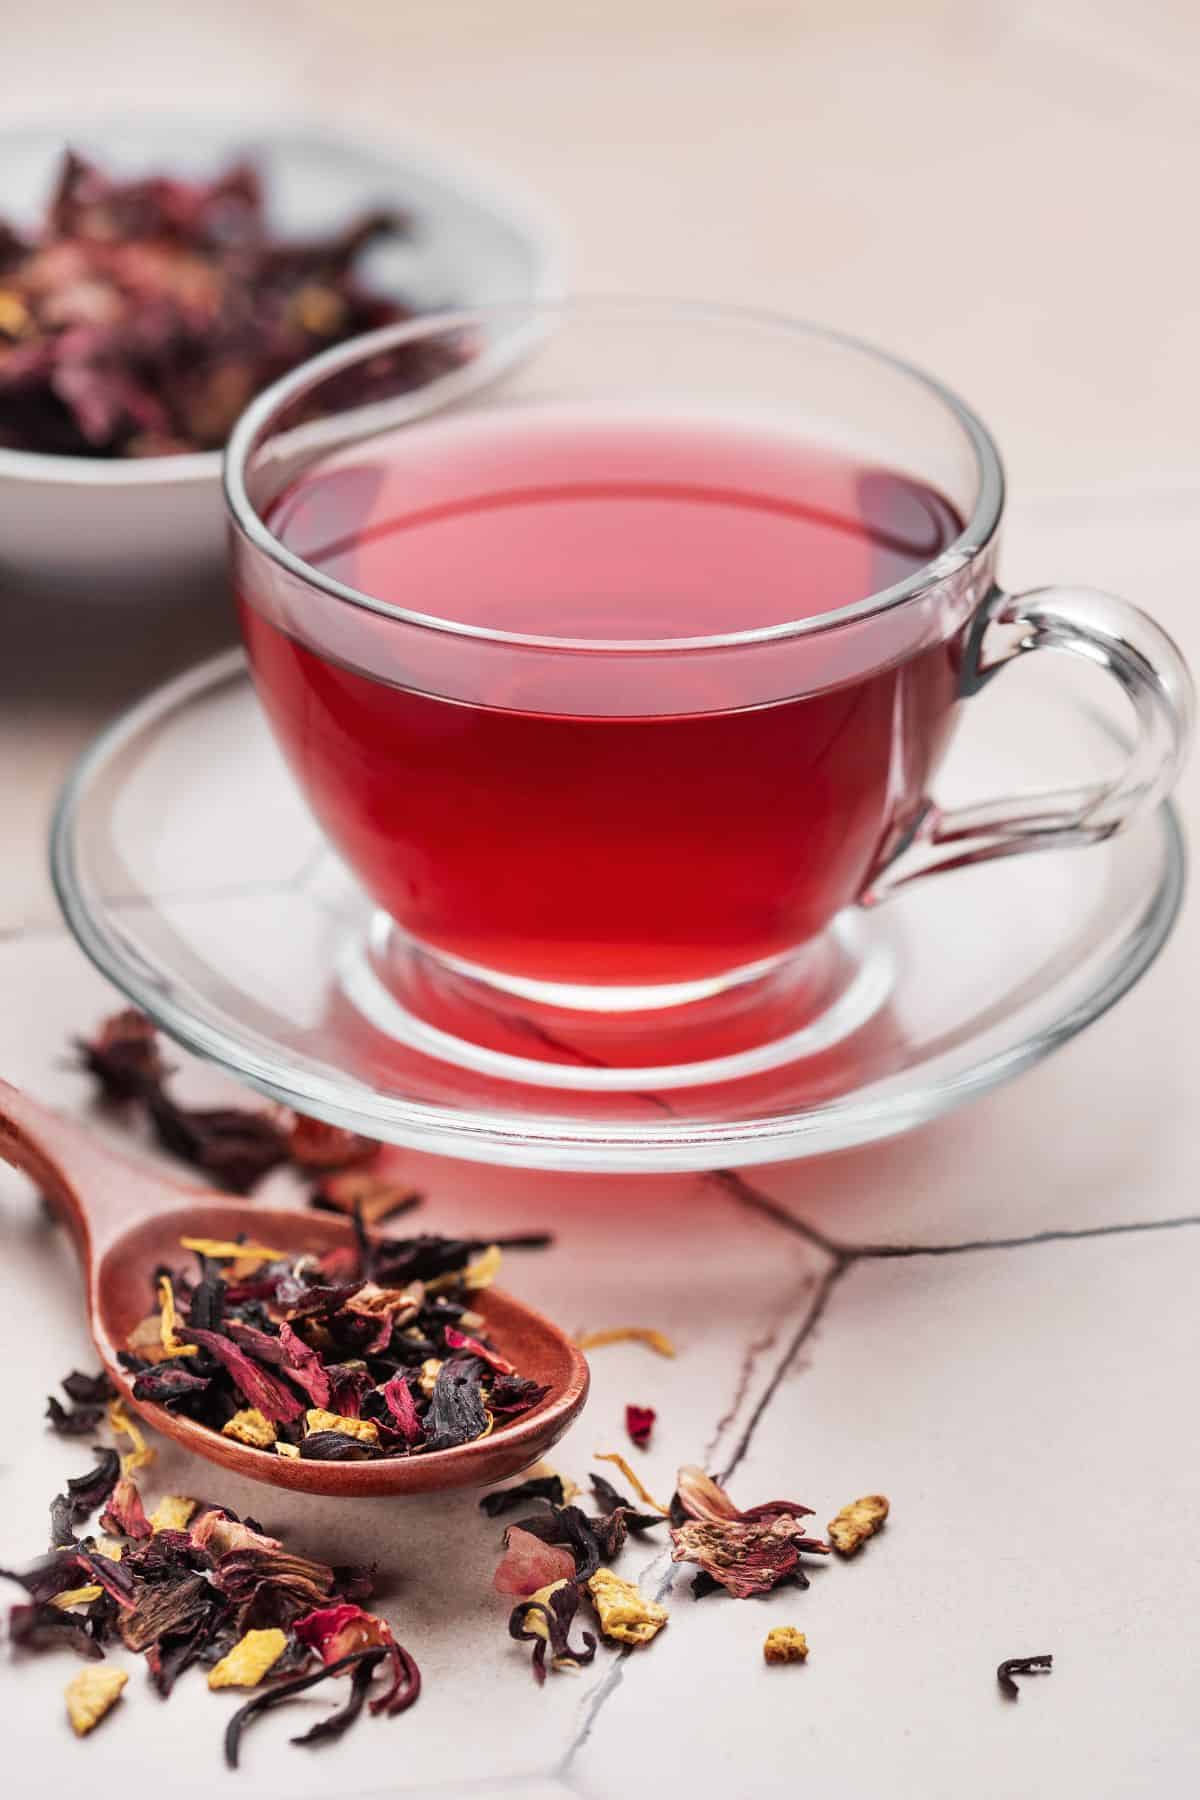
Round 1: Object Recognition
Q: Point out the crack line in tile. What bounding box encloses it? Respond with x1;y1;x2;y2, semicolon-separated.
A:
718;1257;849;1483
712;1169;1200;1262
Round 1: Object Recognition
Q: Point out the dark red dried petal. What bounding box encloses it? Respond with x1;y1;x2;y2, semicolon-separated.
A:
625;1404;656;1449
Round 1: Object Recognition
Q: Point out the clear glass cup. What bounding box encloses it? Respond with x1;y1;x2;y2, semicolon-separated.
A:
225;299;1193;1026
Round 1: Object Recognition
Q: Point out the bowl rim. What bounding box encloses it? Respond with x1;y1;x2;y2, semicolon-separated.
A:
0;110;565;488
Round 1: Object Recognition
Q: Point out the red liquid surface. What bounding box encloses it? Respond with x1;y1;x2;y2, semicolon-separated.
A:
241;416;964;988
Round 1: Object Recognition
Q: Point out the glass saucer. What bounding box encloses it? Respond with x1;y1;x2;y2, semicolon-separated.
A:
51;648;1184;1172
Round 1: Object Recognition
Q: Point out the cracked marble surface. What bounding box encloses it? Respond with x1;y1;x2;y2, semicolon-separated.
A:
3;1;1200;1794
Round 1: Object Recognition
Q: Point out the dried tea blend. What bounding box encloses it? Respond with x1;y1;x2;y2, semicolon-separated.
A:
122;1226;550;1461
6;1385;421;1767
0;153;454;459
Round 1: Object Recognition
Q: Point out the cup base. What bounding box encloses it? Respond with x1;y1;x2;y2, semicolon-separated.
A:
336;911;895;1094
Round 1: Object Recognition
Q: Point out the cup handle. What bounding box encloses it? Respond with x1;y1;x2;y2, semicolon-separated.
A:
864;584;1194;903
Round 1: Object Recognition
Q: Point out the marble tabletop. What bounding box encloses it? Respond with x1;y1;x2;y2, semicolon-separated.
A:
3;3;1199;1796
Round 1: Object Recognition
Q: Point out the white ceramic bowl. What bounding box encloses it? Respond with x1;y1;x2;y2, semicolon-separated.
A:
0;118;561;594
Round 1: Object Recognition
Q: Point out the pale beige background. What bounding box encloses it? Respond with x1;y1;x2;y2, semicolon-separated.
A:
1;5;1198;1797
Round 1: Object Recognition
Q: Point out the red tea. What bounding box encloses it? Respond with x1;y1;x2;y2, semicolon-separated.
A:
240;415;964;990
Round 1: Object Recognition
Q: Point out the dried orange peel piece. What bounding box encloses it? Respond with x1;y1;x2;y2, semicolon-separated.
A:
827;1494;889;1556
304;1409;378;1444
65;1666;128;1736
764;1626;809;1664
208;1627;289;1689
587;1568;668;1645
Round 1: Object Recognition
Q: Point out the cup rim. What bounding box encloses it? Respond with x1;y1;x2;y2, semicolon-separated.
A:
224;296;1006;654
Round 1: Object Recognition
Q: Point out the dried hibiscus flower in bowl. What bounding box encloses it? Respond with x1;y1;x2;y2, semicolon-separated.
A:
0;148;419;459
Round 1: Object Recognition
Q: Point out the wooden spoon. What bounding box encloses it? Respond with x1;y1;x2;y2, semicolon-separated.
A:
0;1079;588;1497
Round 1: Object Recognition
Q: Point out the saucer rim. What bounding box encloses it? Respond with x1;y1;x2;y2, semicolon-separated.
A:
50;648;1187;1172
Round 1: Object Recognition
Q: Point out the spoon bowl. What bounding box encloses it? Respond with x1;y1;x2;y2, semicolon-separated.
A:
0;1079;588;1496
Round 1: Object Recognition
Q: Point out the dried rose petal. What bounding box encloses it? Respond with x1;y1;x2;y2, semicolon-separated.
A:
493;1527;578;1598
625;1404;656;1449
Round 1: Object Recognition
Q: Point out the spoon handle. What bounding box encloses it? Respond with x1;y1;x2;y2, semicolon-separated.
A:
0;1077;200;1259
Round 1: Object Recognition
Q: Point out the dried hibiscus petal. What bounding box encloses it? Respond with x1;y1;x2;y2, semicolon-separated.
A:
45;1395;105;1436
59;1446;121;1539
100;1475;151;1540
146;1090;290;1193
130;1364;211;1408
508;1580;597;1685
379;1372;422;1445
224;1647;386;1769
480;1474;571;1518
8;1601;105;1659
671;1464;814;1527
74;1009;165;1100
442;1326;514;1375
425;1356;489;1450
670;1515;830;1600
61;1371;117;1406
286;1114;379;1170
179;1327;304;1423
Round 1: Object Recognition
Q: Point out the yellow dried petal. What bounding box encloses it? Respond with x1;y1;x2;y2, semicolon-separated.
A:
221;1408;277;1449
828;1494;889;1556
178;1237;283;1264
587;1568;669;1646
275;1441;301;1459
65;1665;128;1736
594;1452;669;1515
764;1625;809;1664
93;1540;123;1562
107;1398;154;1475
51;1585;103;1610
156;1275;198;1358
576;1326;676;1358
304;1408;379;1443
418;1358;442;1397
148;1495;198;1534
207;1628;288;1690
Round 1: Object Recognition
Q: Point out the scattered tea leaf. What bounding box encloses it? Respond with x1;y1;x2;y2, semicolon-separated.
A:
224;1648;386;1768
997;1653;1053;1700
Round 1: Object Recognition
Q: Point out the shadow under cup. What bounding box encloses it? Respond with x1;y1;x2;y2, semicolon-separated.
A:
227;302;1000;1050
